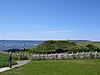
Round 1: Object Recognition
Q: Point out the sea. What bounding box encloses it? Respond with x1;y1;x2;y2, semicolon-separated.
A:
0;40;44;51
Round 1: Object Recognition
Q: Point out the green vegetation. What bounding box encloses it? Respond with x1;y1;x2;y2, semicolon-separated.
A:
0;53;9;67
29;40;100;53
76;42;100;49
0;59;100;75
0;53;19;68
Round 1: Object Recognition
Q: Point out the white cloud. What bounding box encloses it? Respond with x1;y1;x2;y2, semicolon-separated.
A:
39;30;72;34
32;26;41;29
32;24;41;29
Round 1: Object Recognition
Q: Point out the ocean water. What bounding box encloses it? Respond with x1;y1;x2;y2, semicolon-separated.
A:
0;40;44;50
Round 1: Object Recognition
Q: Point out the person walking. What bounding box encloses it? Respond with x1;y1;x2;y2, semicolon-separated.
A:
9;52;12;68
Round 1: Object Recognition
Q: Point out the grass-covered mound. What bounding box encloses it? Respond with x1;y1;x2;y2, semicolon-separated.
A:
0;59;100;75
29;40;100;53
29;40;76;53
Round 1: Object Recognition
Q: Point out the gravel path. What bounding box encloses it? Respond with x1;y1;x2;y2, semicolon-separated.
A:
0;60;30;72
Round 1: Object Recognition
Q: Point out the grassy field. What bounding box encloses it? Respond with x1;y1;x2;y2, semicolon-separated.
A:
0;59;100;75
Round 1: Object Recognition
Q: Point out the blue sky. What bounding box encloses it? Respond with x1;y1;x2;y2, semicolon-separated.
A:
0;0;100;41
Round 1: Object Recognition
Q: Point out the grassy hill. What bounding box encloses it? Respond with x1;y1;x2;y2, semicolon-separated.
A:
29;40;76;53
29;40;100;53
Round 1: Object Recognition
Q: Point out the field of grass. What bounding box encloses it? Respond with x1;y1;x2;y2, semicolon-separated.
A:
0;59;100;75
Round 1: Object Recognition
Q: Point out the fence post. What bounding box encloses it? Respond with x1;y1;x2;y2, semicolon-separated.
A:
77;52;79;59
66;52;68;59
94;51;97;58
89;51;92;58
82;52;84;58
72;52;74;59
51;53;52;59
55;53;57;60
45;53;47;59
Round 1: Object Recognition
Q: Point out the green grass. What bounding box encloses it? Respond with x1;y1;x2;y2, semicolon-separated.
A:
76;42;100;49
0;53;9;67
29;41;100;53
0;59;100;75
0;53;19;68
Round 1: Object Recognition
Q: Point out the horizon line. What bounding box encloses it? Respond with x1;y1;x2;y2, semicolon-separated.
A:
0;39;100;42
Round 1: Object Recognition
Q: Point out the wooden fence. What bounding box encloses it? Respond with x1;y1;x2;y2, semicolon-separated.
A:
32;51;100;60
